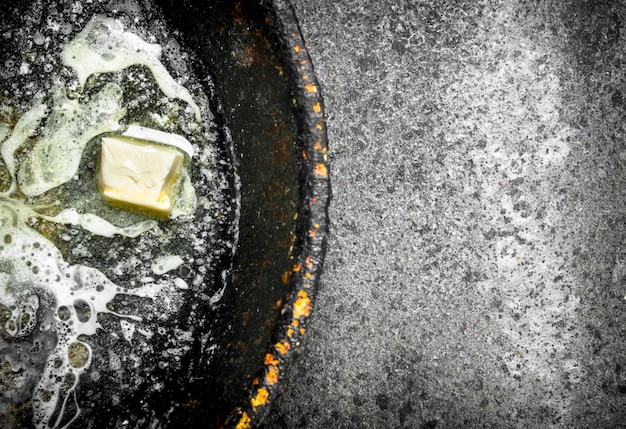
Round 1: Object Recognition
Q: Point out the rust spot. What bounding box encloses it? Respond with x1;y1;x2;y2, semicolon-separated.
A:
314;163;327;178
316;123;323;130
182;399;201;410
233;45;260;67
302;149;308;160
293;263;302;273
300;328;306;335
293;45;301;53
293;290;312;319
265;366;279;385
264;353;279;366
312;102;321;113
287;327;294;337
271;133;292;167
242;309;250;327
308;229;317;238
276;341;290;355
305;256;313;270
251;388;270;409
232;3;245;24
305;83;317;93
236;412;251;429
282;270;291;285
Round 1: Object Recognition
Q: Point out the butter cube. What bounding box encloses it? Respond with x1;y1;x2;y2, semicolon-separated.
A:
98;136;184;215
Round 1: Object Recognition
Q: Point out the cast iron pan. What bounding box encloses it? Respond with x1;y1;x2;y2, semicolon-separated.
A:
0;0;329;427
159;1;330;427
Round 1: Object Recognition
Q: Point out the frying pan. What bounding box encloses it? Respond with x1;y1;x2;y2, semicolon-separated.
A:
0;0;329;427
160;1;330;427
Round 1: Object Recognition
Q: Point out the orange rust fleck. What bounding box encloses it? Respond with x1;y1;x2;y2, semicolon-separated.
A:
304;272;312;279
251;388;270;409
302;149;308;159
312;102;321;113
309;230;317;238
305;256;313;270
287;328;294;337
293;263;302;273
311;197;317;205
294;45;301;53
236;412;251;429
232;4;245;24
305;83;318;93
252;378;259;385
282;270;291;285
274;65;284;76
276;341;291;355
316;123;323;130
264;353;279;366
314;163;328;178
266;366;279;385
302;74;309;79
314;223;320;229
293;290;312;319
300;328;306;335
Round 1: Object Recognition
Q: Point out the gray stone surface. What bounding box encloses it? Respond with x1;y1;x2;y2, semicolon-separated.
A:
265;1;626;428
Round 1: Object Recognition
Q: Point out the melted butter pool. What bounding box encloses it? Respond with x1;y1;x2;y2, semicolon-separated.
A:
0;3;236;428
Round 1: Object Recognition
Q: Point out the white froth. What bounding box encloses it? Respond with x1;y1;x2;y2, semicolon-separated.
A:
18;84;126;197
62;15;202;121
0;199;165;428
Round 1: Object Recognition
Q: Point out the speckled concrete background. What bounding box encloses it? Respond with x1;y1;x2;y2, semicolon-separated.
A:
264;1;626;428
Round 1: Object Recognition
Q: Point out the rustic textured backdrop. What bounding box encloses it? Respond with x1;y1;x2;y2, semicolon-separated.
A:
264;1;626;427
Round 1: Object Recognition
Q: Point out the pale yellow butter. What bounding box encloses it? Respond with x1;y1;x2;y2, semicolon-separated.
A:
98;136;183;215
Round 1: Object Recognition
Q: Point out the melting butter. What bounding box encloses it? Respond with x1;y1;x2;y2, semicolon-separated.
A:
62;15;202;121
0;102;48;196
44;208;157;238
99;136;184;215
0;11;207;428
18;83;126;197
0;198;165;428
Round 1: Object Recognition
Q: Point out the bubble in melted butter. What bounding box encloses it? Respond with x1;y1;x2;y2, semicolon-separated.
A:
0;198;166;428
